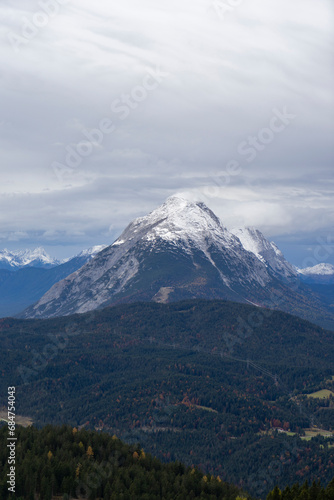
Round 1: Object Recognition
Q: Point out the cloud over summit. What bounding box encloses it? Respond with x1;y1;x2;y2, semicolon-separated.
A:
0;0;333;264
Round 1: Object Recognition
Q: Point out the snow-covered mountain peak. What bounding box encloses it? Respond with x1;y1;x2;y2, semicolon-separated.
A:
297;263;334;284
298;263;334;276
77;245;107;258
0;247;60;269
231;226;297;280
136;196;221;229
119;196;236;252
19;247;54;265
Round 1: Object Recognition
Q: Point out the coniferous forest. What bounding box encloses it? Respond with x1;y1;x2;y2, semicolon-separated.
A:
0;300;334;498
0;424;247;500
0;424;333;500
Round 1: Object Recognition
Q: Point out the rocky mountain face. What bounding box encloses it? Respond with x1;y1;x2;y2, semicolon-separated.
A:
20;197;332;327
231;227;297;281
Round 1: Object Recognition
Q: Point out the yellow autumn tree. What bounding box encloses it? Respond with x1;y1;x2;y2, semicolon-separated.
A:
75;464;82;478
133;451;139;460
47;451;53;461
86;445;94;459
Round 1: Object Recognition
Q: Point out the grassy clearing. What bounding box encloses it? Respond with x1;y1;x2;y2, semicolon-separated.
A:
306;389;334;399
257;429;296;437
300;428;333;440
194;404;218;413
0;410;33;427
180;401;218;413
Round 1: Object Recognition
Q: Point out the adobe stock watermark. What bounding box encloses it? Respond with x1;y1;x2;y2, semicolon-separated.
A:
301;234;334;269
247;438;303;497
216;232;334;496
17;310;97;385
209;0;244;21
17;325;80;385
52;66;169;183
7;0;70;53
224;230;334;356
204;107;296;196
139;326;326;498
76;452;124;499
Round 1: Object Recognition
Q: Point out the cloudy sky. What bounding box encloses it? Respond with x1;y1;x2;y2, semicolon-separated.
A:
1;0;333;266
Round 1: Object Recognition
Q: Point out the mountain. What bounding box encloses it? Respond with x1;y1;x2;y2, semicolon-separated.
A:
20;196;333;327
74;245;107;259
231;227;297;281
59;245;107;271
0;245;106;318
0;247;61;270
298;263;334;284
297;264;334;314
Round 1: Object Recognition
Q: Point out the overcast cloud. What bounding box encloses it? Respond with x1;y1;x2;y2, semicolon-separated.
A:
0;0;333;265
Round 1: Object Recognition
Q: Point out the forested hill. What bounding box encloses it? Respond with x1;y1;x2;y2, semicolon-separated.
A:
0;424;248;500
0;424;333;500
1;300;334;497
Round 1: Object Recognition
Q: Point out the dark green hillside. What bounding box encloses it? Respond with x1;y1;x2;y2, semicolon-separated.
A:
0;424;247;499
0;425;333;499
267;478;334;500
1;300;334;497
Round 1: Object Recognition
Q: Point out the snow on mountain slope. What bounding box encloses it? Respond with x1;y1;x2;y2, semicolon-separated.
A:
0;248;61;270
0;245;107;270
20;196;334;327
61;245;108;264
117;197;265;282
298;263;334;284
0;245;109;318
299;263;334;276
231;227;297;280
77;245;107;258
22;196;279;319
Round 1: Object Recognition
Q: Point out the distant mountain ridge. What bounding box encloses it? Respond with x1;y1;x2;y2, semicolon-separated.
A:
0;245;107;271
0;245;107;318
298;263;334;284
20;196;334;327
0;247;61;270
